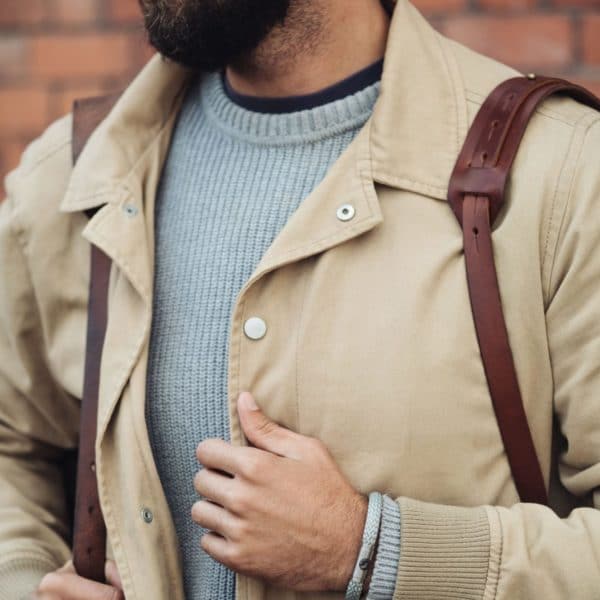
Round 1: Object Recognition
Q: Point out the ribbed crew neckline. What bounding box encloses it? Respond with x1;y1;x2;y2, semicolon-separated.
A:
195;67;381;146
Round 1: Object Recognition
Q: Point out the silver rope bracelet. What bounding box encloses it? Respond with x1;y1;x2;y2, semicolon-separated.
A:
345;491;383;600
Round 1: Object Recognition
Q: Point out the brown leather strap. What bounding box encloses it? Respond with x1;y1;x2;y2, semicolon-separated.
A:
71;93;119;582
448;75;600;504
72;244;111;582
449;75;600;227
71;93;121;165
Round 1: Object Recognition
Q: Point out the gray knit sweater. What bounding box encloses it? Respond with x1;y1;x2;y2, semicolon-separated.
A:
145;65;400;600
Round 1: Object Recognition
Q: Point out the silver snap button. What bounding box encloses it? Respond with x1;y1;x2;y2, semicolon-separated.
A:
244;317;267;340
336;204;355;222
123;203;138;217
141;507;153;523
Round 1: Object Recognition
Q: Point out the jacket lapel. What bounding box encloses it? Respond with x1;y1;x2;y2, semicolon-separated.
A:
370;0;469;200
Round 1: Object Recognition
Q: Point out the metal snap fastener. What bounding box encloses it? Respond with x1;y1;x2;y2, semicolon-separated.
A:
141;507;153;523
123;203;138;217
244;317;267;340
336;203;355;222
527;73;536;80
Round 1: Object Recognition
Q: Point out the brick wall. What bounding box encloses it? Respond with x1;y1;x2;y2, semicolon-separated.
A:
0;0;151;193
1;0;599;192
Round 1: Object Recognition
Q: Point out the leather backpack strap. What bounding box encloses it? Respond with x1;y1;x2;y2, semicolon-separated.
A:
71;93;119;582
448;75;600;504
71;94;121;164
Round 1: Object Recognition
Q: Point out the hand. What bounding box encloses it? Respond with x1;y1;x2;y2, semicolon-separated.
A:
192;391;368;592
32;559;123;599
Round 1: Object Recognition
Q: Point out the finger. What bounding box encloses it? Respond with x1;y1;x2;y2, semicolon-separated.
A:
200;531;231;566
105;560;123;591
194;467;236;507
37;571;124;600
191;499;237;538
237;391;304;458
196;438;246;476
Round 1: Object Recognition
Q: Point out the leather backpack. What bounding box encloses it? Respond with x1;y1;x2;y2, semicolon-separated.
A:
68;75;600;582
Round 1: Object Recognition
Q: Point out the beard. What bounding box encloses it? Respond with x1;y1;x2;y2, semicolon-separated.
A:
139;0;292;72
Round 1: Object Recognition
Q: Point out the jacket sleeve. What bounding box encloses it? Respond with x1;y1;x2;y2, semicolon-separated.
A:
0;141;78;599
389;115;600;599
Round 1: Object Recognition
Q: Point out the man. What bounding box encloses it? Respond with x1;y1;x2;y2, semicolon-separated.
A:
1;0;599;598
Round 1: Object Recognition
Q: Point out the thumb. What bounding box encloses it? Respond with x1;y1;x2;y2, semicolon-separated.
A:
105;559;123;591
237;391;299;458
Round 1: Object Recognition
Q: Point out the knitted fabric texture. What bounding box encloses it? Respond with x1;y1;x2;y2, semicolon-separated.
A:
145;69;397;599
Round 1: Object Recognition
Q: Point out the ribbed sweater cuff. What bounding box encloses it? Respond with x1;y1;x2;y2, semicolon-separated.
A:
0;554;57;600
392;497;494;599
367;494;401;599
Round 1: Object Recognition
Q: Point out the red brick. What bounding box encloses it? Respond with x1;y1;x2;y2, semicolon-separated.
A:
126;28;155;68
0;0;45;26
552;0;600;6
47;0;100;25
107;0;142;24
0;37;28;82
0;86;48;137
478;0;538;10
412;0;467;14
583;15;600;65
29;33;133;81
442;16;574;70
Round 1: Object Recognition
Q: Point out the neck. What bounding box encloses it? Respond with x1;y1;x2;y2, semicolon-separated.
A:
225;0;390;98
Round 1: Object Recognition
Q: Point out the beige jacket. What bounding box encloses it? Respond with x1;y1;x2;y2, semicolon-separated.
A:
2;1;600;598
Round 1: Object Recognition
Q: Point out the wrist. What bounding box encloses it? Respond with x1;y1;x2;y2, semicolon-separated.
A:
334;491;369;591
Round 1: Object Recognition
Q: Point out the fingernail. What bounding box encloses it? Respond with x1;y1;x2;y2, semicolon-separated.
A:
241;392;259;410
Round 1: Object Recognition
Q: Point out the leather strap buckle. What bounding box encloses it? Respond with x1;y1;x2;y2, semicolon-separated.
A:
447;165;507;227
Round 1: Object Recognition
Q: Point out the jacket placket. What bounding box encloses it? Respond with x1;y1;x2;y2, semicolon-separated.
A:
78;188;186;599
222;124;384;600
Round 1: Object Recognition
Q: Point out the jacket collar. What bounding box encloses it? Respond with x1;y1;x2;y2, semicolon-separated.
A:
60;0;467;214
371;0;468;200
60;56;190;213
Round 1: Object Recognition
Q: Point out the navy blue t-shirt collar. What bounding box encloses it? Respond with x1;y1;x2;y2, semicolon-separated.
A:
222;57;384;114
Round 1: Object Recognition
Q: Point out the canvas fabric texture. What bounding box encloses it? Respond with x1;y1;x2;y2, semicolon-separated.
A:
1;0;600;598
